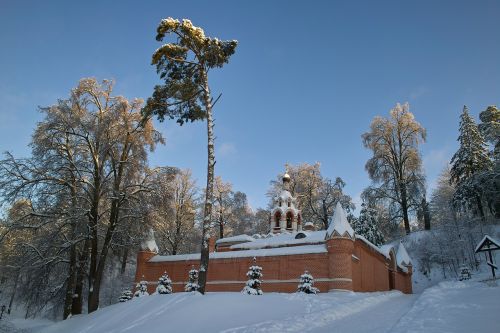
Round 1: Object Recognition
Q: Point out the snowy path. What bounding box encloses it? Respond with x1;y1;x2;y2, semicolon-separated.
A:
308;293;417;333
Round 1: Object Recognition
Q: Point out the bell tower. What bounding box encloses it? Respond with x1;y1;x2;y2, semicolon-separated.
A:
270;170;302;233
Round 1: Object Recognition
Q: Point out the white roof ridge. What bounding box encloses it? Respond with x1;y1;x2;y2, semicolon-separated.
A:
326;202;354;239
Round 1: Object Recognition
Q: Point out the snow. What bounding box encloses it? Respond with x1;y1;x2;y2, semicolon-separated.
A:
216;235;255;245
396;241;412;267
150;245;327;262
11;278;500;333
326;202;354;239
474;234;500;253
141;229;159;253
231;231;327;250
391;280;500;333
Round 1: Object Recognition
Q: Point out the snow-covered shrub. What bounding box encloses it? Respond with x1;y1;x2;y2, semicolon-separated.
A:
185;268;200;292
134;279;149;297
156;272;173;294
297;271;319;294
119;289;133;302
242;257;263;295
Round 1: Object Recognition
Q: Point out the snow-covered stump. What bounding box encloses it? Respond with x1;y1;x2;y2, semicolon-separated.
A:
156;272;173;294
242;257;263;295
134;278;149;298
185;268;200;292
297;271;319;294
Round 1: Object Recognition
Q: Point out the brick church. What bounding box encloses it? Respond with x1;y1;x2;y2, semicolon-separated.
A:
135;172;413;294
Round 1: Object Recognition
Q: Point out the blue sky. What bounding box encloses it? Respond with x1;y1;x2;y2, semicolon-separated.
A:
1;0;499;210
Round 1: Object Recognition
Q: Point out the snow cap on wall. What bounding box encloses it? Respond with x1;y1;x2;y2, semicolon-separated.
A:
141;228;159;253
396;241;411;267
326;202;354;239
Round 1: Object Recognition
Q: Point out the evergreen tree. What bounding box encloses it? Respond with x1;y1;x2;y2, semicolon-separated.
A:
143;18;238;294
297;271;319;294
478;105;500;161
352;203;385;246
134;279;149;297
450;106;492;217
118;289;133;302
242;257;263;295
156;272;173;294
185;268;200;292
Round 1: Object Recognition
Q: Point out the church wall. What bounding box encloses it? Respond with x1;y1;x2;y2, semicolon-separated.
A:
137;251;331;294
136;239;412;294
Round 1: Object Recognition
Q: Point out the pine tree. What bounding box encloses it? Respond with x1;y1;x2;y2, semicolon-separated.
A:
134;279;149;297
450;106;492;217
118;289;133;302
352;203;385;246
478;105;500;161
297;271;319;294
242;257;263;295
156;272;173;294
185;267;200;292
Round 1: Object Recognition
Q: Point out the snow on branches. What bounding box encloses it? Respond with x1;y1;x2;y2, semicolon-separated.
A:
242;257;263;295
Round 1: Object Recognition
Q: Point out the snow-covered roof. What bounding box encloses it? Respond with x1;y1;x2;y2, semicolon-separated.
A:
215;234;255;245
396;242;412;267
326;202;354;239
141;229;159;254
356;235;390;259
149;244;327;262
379;244;396;258
474;235;500;253
231;231;327;250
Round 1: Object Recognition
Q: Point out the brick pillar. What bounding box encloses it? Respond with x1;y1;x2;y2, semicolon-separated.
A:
134;250;157;285
404;265;413;294
209;236;216;253
326;238;354;291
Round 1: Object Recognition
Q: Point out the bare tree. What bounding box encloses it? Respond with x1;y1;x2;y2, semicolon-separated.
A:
362;103;426;234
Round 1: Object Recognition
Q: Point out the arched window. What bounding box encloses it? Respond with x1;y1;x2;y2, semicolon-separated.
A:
287;200;291;207
274;212;281;228
279;199;282;207
286;212;293;229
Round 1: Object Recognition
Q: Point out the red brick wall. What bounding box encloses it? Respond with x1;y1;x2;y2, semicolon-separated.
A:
135;239;412;294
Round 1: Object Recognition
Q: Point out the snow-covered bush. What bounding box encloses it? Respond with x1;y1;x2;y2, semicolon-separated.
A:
118;289;133;302
156;272;173;294
297;271;319;294
134;279;149;297
242;257;263;295
185;268;200;292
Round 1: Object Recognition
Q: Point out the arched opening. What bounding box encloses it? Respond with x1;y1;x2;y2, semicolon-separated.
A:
279;199;282;207
274;212;281;228
287;200;291;207
286;212;293;229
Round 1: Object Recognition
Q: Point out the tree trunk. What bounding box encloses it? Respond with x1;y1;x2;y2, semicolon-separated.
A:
400;183;411;234
120;247;129;275
198;69;215;295
423;198;431;230
63;243;77;319
476;194;485;220
72;239;89;315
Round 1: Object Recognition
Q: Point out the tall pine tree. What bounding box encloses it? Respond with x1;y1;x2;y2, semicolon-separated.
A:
450;106;492;218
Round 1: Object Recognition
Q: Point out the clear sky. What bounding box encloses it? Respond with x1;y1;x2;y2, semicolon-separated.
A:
1;0;499;210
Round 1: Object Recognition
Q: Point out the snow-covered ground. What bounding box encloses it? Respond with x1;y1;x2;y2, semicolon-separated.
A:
2;277;498;333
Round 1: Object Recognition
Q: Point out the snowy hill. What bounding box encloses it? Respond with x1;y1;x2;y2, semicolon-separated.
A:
15;279;497;333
